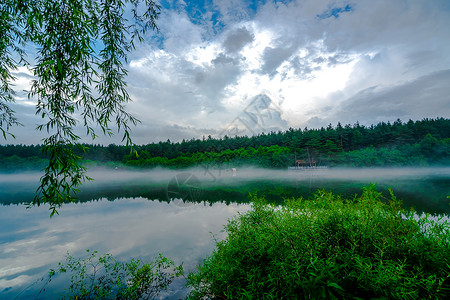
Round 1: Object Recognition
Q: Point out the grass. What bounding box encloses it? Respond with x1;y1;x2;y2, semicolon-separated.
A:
187;185;450;299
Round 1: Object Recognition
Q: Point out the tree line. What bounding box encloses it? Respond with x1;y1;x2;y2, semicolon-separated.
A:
1;117;449;170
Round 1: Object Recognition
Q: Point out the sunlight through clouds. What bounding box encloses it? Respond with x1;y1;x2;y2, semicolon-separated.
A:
4;0;450;145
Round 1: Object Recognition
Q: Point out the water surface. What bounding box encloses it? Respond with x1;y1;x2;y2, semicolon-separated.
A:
0;167;449;298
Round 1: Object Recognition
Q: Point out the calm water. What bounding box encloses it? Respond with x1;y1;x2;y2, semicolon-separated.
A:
0;167;449;299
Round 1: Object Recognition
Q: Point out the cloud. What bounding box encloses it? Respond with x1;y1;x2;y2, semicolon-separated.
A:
261;45;296;76
2;0;450;145
158;10;204;54
316;4;352;20
307;69;450;127
339;69;450;122
223;26;254;53
218;93;288;138
212;0;253;26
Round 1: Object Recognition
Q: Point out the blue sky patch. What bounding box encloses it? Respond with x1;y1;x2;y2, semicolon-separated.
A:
159;0;294;34
317;4;353;19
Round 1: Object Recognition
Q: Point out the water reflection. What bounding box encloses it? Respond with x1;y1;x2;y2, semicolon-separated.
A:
0;167;449;299
0;198;249;299
1;167;449;214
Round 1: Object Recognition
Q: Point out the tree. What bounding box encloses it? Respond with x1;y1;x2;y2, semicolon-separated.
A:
0;0;160;215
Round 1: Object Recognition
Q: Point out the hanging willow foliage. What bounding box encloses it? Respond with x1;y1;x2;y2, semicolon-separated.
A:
0;0;160;216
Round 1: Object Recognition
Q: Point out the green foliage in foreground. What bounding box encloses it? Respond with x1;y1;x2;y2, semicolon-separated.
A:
44;250;183;299
2;0;160;215
187;186;450;299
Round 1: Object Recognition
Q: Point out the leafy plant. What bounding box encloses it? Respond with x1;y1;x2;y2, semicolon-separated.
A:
44;249;183;299
187;186;450;299
1;0;160;215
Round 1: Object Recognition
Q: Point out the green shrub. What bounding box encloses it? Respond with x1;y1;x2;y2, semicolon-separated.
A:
187;186;450;299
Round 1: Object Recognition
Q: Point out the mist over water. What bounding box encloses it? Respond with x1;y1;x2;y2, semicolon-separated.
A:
83;165;450;185
1;166;449;213
1;165;448;182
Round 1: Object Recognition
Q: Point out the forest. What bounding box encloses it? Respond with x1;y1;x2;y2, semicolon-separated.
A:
1;117;449;171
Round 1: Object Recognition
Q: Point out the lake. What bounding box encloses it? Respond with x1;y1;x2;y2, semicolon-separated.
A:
1;167;449;299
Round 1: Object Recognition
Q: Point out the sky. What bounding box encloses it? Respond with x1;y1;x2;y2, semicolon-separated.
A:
4;0;450;145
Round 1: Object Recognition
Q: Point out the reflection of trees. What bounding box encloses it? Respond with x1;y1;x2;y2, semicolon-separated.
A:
1;177;449;215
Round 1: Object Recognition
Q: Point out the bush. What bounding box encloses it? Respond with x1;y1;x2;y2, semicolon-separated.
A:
187;186;450;299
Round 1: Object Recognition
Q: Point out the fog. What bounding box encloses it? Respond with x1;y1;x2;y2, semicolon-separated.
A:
1;167;448;213
1;165;449;188
77;165;450;182
79;166;450;192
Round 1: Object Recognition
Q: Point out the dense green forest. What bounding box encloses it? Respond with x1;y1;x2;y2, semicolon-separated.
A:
1;118;449;171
